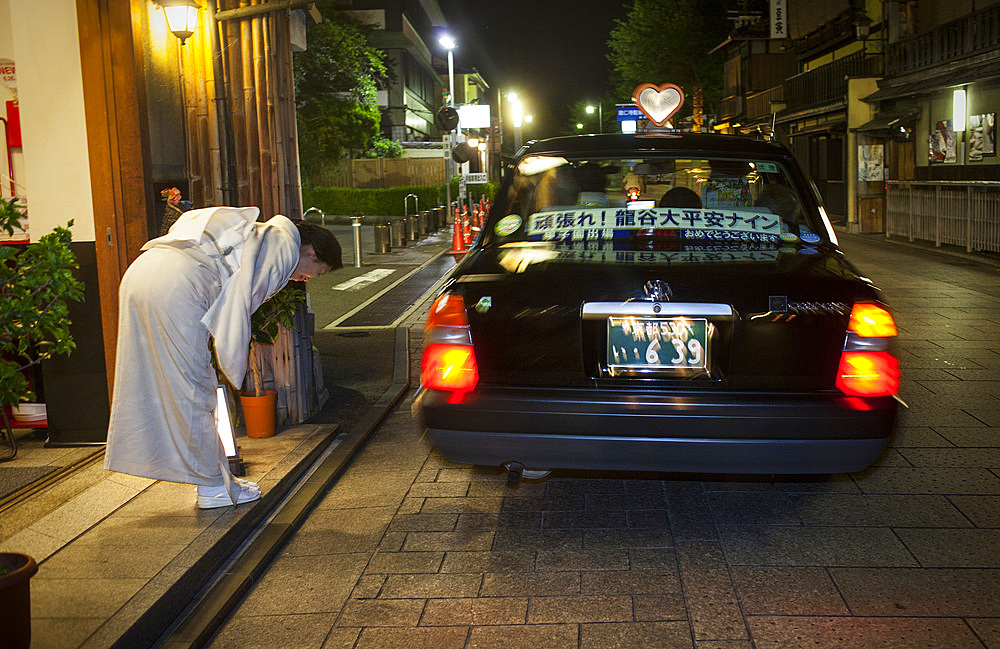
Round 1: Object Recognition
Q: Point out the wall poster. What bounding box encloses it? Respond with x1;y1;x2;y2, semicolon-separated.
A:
929;119;956;164
968;113;996;162
858;144;884;181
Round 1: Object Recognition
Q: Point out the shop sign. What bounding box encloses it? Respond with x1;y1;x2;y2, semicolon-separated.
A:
770;0;787;39
0;59;15;89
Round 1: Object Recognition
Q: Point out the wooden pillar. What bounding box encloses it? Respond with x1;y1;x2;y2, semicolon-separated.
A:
76;0;155;400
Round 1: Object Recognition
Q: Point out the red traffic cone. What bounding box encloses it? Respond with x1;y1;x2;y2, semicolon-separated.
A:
448;206;466;255
471;205;482;236
462;206;472;246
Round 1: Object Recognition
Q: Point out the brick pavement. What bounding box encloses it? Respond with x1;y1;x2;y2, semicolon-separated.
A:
207;234;1000;649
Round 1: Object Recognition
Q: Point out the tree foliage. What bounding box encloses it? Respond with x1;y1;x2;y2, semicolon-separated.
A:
0;198;84;408
607;0;731;118
294;7;399;182
559;98;618;136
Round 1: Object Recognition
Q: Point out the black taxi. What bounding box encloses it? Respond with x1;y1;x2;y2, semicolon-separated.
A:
412;132;899;477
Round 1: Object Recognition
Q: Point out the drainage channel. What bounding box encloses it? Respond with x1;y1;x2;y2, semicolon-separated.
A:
331;253;456;328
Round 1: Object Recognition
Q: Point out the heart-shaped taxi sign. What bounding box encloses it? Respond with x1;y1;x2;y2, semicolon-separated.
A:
632;83;685;127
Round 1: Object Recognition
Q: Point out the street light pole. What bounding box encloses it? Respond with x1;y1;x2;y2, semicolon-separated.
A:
586;104;603;134
440;35;457;215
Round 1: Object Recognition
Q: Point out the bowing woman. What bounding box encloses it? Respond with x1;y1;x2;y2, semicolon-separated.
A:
104;206;342;508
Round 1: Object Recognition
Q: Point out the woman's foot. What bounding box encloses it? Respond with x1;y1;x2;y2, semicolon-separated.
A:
196;479;260;509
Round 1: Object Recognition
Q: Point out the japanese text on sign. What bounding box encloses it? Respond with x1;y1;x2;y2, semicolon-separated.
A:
526;207;781;243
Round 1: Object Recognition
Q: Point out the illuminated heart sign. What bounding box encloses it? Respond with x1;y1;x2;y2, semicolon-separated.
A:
632;83;685;127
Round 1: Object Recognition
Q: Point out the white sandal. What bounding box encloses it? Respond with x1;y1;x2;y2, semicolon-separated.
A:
196;479;260;509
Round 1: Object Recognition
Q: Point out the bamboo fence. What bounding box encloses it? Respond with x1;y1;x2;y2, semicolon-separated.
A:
181;1;320;424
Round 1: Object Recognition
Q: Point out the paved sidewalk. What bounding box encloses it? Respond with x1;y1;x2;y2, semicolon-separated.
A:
203;232;1000;649
0;221;453;649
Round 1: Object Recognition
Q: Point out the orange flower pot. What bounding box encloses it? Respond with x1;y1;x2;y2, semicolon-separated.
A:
239;390;277;439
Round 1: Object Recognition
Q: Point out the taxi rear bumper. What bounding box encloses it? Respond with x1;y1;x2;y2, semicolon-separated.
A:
413;386;897;474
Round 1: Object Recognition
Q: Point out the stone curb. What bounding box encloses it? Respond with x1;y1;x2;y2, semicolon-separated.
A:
157;327;411;649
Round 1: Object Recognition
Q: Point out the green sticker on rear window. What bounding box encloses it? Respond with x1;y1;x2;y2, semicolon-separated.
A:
755;162;778;173
495;214;522;236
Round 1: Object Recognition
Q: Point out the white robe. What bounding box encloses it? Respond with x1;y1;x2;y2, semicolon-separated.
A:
104;207;300;492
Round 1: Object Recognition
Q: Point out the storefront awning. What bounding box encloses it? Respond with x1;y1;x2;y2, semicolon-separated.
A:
790;119;847;137
852;108;919;133
864;58;1000;102
774;101;846;125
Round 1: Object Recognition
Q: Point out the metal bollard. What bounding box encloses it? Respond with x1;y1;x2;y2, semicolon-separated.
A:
374;223;391;253
303;206;325;227
350;216;363;267
404;193;418;219
419;211;429;237
391;219;406;247
407;215;418;241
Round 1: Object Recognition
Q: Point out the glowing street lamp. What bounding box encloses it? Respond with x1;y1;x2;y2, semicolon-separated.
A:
158;0;201;44
439;35;457;109
586;103;603;133
439;34;458;211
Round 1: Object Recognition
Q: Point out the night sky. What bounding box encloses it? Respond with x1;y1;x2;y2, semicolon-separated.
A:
434;0;631;138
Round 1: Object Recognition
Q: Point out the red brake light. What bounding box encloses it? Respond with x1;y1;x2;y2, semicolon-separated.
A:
836;351;899;397
426;294;469;329
848;303;897;338
421;344;479;393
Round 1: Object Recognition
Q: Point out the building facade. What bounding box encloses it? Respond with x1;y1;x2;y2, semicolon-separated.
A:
1;0;317;442
715;0;1000;246
343;0;448;143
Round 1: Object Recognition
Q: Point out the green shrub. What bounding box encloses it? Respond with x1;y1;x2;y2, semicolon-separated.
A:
0;198;84;409
302;178;501;224
302;185;441;222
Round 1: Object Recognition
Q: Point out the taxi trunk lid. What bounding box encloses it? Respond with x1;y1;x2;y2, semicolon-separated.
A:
452;242;873;392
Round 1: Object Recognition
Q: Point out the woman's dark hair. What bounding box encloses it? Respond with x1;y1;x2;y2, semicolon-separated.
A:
294;220;343;269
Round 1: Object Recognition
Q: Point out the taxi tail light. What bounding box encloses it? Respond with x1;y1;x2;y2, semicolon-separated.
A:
848;302;897;338
422;344;479;394
836;351;899;397
421;294;479;395
425;293;469;329
837;302;899;397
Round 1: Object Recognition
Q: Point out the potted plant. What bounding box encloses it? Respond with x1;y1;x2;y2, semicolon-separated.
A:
0;197;81;648
0;197;84;460
238;284;305;438
0;552;38;649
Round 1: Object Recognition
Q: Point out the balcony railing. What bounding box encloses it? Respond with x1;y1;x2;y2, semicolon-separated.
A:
886;5;1000;76
746;86;784;121
784;50;881;112
718;95;743;122
886;180;1000;254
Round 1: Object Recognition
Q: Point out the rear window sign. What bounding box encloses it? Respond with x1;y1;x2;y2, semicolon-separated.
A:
526;207;781;241
753;161;779;173
551;248;781;265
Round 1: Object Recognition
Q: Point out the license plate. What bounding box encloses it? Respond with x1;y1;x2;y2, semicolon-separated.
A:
607;317;709;371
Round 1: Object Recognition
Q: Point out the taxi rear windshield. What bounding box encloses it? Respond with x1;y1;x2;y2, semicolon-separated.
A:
491;155;826;246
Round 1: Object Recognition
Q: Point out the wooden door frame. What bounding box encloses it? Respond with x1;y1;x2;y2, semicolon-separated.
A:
76;0;155;402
